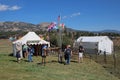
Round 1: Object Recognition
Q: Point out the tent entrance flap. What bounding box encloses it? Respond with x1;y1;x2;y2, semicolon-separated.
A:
82;42;98;49
82;42;98;54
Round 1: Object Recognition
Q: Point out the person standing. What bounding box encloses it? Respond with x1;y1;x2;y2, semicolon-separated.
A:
23;44;28;58
64;45;72;65
41;44;47;66
16;42;22;63
28;45;34;62
78;45;84;63
16;50;21;63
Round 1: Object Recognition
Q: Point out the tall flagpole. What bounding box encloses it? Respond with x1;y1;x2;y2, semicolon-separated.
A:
58;15;62;63
58;15;62;49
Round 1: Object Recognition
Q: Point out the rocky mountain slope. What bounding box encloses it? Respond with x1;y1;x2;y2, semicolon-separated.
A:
0;21;50;32
0;21;120;34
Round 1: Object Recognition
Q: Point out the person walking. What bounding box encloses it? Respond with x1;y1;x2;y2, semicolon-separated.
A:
64;45;72;65
78;45;84;63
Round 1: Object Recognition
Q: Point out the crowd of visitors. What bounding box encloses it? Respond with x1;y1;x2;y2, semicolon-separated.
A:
16;43;84;65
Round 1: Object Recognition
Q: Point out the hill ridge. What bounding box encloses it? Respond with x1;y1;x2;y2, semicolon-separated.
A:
0;21;120;34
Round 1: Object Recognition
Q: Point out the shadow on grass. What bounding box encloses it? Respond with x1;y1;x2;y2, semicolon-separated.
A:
9;60;17;62
37;60;57;65
8;53;13;56
37;62;43;65
23;60;29;62
36;60;65;66
71;60;78;63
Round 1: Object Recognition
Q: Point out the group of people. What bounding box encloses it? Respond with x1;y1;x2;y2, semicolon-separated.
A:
16;44;48;64
16;43;84;65
64;45;84;65
16;44;35;63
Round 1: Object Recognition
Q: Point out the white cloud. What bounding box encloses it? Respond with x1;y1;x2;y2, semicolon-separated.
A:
62;16;67;19
71;12;80;17
9;5;21;10
62;12;80;19
0;4;21;11
0;4;9;11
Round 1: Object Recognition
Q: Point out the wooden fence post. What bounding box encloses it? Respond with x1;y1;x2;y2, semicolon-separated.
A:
96;52;98;62
113;52;117;71
104;51;107;64
89;53;92;61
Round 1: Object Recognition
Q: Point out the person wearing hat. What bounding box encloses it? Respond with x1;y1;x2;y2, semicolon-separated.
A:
64;45;72;64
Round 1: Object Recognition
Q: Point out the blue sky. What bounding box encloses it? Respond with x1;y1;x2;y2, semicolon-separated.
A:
0;0;120;31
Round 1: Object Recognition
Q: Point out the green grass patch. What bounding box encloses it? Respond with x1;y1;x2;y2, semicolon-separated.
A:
0;39;120;80
0;54;119;80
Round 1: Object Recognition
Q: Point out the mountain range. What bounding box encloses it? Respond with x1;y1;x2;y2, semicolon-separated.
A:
97;30;120;34
0;21;120;34
0;21;51;32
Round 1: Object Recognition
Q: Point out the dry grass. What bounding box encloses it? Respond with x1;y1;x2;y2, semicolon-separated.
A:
0;39;120;80
0;39;12;54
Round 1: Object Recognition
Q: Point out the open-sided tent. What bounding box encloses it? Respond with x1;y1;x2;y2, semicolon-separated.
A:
74;36;113;55
13;32;50;57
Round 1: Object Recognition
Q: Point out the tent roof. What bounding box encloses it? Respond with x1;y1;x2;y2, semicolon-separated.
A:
13;32;40;44
77;36;112;42
13;32;50;46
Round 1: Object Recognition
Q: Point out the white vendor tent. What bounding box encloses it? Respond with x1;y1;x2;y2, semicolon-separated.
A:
13;32;50;57
74;36;113;55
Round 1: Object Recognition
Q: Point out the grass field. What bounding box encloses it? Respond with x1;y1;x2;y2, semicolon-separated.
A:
0;39;120;80
0;39;12;54
87;52;120;79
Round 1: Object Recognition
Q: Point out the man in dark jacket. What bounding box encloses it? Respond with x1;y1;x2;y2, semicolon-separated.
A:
64;45;72;64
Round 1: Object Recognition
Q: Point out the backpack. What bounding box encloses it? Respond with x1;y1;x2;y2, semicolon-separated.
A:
64;48;71;56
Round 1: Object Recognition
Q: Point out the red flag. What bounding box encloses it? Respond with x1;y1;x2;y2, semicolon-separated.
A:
61;23;65;29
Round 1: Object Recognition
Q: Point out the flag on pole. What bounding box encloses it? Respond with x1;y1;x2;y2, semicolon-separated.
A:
58;23;65;29
58;15;61;21
47;22;58;31
61;23;65;29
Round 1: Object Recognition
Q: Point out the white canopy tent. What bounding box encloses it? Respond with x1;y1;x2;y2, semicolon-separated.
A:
13;32;42;45
13;32;50;57
74;36;113;55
